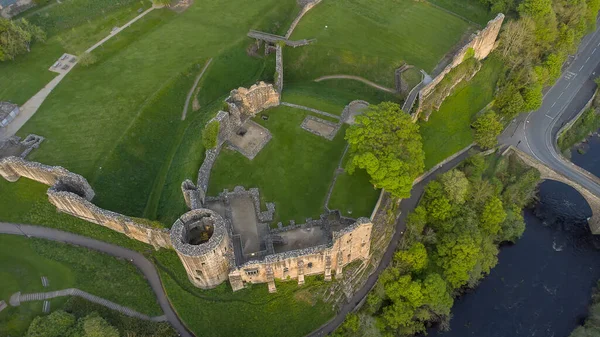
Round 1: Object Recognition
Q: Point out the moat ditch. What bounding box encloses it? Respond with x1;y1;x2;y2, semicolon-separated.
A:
429;142;600;337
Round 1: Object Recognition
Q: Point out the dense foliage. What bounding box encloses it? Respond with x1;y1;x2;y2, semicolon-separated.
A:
488;0;600;118
26;310;118;337
345;102;425;198
570;280;600;337
334;153;540;336
0;18;45;61
473;111;504;149
558;87;600;151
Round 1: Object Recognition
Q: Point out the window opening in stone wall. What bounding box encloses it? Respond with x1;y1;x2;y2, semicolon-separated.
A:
245;269;259;276
307;262;313;269
196;270;203;276
283;267;289;272
347;254;351;261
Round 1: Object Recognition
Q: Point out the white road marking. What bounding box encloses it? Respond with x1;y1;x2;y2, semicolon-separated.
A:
580;65;585;71
545;114;554;119
593;48;597;54
558;92;564;99
551;102;557;107
566;82;571;89
586;57;590;63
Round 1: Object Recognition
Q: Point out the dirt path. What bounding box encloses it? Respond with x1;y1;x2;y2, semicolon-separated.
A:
314;75;396;94
181;58;213;120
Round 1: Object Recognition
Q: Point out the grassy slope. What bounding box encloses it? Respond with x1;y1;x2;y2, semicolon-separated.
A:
329;168;380;219
427;0;493;26
7;0;296;222
153;250;334;337
420;56;503;169
558;105;600;151
285;0;471;87
0;0;149;105
0;235;161;336
208;105;347;224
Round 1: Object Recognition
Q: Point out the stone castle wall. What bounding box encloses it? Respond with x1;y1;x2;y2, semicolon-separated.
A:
414;13;504;119
0;156;171;250
228;218;373;292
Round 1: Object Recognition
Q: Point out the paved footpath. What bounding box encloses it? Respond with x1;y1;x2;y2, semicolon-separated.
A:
10;288;167;322
0;223;193;337
306;149;472;336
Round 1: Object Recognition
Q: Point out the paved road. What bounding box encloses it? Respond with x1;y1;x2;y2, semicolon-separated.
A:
307;149;472;337
0;223;193;337
500;23;600;197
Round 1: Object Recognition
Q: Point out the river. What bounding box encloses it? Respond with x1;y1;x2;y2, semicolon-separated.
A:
430;138;600;337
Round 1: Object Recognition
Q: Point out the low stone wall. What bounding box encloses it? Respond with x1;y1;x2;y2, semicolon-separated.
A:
414;13;504;119
275;45;283;93
0;156;171;250
0;0;35;18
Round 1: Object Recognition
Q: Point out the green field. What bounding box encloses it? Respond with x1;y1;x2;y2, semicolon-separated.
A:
209;105;347;224
153;249;335;337
428;0;494;26
420;56;504;169
0;235;161;336
285;0;472;88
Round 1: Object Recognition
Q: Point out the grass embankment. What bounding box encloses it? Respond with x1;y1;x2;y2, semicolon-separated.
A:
420;56;504;170
0;235;161;336
569;280;600;337
153;250;334;337
286;0;472;88
2;0;298;228
558;93;600;152
0;0;150;105
209;105;347;224
328;151;380;218
427;0;494;26
284;81;402;108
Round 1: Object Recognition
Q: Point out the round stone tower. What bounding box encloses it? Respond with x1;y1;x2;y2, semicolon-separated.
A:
170;209;231;289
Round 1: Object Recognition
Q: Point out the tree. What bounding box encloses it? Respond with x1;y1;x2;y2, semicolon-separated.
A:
395;242;428;272
523;82;544;111
473;111;503;149
81;313;119;337
499;204;526;242
421;273;453;316
78;52;97;67
480;196;507;235
26;310;76;337
345;102;424;198
0;18;45;61
439;169;470;205
435;233;481;289
423;181;452;222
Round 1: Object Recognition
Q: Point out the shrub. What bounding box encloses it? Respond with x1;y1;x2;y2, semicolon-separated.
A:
78;52;97;67
202;120;220;149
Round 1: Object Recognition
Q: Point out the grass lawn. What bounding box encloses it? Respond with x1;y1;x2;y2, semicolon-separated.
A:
0;235;161;336
153;249;335;337
329;168;380;219
0;0;154;105
428;0;494;26
420;56;504;169
3;0;297;224
208;105;347;224
285;0;472;88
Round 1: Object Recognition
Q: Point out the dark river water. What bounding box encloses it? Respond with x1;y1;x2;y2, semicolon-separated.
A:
430;137;600;337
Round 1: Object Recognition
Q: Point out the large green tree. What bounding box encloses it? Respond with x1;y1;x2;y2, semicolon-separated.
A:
473;111;503;149
345;102;424;198
0;18;45;61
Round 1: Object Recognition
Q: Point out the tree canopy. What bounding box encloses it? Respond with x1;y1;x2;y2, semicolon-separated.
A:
345;102;424;198
0;18;45;62
473;111;503;149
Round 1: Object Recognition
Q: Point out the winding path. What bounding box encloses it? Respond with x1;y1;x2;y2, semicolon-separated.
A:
10;288;167;322
0;223;194;337
307;149;472;336
314;75;396;93
181;58;213;120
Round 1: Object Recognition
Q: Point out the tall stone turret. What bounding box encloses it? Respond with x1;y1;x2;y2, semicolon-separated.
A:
170;209;232;288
